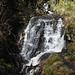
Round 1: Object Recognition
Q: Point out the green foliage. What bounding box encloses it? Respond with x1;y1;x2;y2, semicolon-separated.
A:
67;42;75;55
51;0;75;17
0;59;14;69
47;54;60;65
40;53;74;75
0;59;16;75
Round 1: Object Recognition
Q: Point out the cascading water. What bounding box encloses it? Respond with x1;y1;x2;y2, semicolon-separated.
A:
20;15;65;74
19;2;65;75
43;3;53;14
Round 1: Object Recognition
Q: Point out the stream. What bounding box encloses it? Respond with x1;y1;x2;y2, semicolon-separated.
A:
19;3;65;75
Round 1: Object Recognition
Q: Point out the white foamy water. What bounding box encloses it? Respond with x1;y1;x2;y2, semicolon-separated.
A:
20;16;65;68
43;3;53;14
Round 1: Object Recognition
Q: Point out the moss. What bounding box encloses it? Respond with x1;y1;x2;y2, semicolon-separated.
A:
48;54;60;65
43;59;73;75
67;42;75;55
39;53;73;75
40;54;60;67
52;1;75;16
39;53;74;75
45;68;57;75
0;59;14;71
64;55;75;62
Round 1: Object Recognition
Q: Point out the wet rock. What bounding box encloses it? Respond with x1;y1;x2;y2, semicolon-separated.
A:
22;32;25;36
39;53;50;61
53;14;61;20
67;34;71;41
50;21;53;24
40;21;45;26
48;38;52;43
45;21;50;25
53;20;57;32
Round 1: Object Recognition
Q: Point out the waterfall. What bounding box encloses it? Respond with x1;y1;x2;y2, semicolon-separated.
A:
20;15;65;68
19;2;65;75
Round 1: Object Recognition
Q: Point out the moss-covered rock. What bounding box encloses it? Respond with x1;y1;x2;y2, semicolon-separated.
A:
67;42;75;55
38;53;74;75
